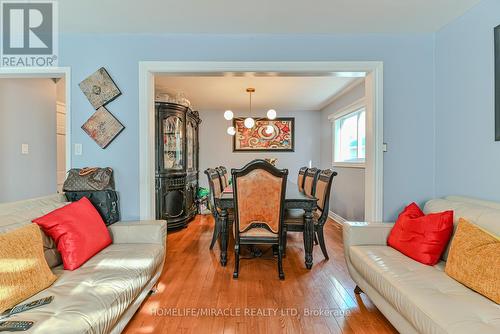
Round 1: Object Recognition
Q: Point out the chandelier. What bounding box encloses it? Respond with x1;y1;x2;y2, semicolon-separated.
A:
225;88;277;136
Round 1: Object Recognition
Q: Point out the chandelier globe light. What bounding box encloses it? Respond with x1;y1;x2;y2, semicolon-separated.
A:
244;117;255;129
267;109;277;120
224;110;234;121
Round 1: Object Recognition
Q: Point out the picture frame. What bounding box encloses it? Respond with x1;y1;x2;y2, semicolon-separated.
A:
232;117;295;152
495;24;500;141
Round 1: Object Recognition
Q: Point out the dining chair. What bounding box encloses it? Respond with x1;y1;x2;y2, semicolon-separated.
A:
204;168;227;250
303;167;320;196
297;167;308;192
232;159;288;280
283;169;337;259
216;166;229;189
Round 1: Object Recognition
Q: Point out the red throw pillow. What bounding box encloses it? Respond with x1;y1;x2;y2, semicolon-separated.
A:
387;202;454;265
33;197;112;270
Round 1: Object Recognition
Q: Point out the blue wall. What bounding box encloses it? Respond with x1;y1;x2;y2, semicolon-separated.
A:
435;0;500;201
60;33;436;220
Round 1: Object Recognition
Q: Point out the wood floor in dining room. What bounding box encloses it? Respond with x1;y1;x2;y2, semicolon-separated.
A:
123;215;397;334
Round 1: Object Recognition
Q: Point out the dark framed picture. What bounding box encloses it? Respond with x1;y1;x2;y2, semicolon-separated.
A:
495;24;500;141
233;117;295;152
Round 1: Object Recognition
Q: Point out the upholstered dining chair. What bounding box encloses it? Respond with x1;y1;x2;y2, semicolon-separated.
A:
205;168;227;250
283;169;337;259
303;167;320;196
232;159;288;280
297;167;308;192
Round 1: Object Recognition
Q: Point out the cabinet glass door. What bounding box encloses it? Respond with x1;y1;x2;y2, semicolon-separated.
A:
163;115;183;170
187;120;195;171
193;122;198;170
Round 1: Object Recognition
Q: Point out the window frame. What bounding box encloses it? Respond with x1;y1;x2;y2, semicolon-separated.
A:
329;98;367;169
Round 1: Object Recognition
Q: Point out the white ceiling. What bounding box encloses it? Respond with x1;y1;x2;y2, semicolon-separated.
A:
58;0;480;34
155;75;359;112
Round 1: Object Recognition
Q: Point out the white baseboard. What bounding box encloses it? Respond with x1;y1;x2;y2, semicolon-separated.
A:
328;210;347;224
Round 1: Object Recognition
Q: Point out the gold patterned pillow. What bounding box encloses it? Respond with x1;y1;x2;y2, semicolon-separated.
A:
0;224;57;312
445;218;500;304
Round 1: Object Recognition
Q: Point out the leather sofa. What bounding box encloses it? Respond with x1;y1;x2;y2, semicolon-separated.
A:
343;196;500;334
0;194;167;334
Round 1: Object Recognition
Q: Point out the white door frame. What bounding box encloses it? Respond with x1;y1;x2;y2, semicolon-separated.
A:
0;67;72;171
138;61;383;221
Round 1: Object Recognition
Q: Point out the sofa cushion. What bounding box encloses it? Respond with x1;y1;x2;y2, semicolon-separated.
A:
5;243;164;334
424;197;500;261
33;197;112;270
0;224;57;313
0;194;68;268
388;202;453;265
350;245;500;334
445;219;500;304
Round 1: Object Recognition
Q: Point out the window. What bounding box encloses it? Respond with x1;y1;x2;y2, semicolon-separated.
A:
333;106;366;165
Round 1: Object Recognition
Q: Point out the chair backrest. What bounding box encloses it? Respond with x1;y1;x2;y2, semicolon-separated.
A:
303;167;320;196
232;160;288;236
204;168;224;217
315;169;337;224
216;166;229;189
297;167;308;192
220;166;229;187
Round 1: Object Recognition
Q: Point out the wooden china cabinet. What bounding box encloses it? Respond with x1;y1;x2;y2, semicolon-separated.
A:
155;102;201;230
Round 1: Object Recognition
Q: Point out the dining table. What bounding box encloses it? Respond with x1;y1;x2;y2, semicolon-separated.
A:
215;181;318;269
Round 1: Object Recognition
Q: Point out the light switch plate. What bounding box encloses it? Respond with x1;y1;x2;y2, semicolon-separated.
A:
74;143;82;156
382;143;388;152
21;144;29;155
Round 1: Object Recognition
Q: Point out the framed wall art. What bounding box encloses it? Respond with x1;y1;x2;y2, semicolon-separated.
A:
79;67;121;109
233;117;295;152
82;106;125;148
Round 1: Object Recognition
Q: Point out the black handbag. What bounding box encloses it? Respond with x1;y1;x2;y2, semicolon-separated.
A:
63;167;115;192
65;190;120;226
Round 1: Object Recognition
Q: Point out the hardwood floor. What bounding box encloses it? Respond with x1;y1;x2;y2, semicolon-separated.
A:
123;215;398;334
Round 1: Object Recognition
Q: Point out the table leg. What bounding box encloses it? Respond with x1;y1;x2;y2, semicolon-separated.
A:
303;208;314;269
220;208;228;266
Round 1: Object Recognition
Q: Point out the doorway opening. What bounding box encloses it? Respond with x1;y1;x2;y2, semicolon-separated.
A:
139;62;383;222
0;68;71;202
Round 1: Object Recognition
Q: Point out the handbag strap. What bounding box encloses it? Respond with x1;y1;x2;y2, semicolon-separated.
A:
79;167;98;176
78;167;113;177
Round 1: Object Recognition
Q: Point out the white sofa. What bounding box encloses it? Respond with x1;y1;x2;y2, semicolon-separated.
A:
0;194;167;334
343;196;500;334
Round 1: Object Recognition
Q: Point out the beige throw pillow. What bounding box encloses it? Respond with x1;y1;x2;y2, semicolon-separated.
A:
0;224;57;312
445;218;500;304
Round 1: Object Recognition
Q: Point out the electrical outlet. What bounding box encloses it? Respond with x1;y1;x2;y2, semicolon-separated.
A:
74;143;82;156
21;144;29;155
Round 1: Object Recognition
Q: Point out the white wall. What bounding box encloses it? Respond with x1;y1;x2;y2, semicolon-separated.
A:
0;79;57;202
320;80;366;221
199;109;321;188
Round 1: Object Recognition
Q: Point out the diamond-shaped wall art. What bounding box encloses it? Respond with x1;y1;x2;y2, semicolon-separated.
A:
79;67;124;149
79;67;121;110
81;107;125;149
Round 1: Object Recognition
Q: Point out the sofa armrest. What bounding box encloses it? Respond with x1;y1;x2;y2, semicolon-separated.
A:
342;221;394;248
108;220;167;245
342;221;394;275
